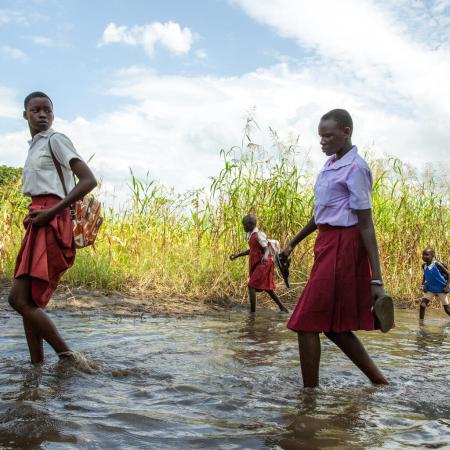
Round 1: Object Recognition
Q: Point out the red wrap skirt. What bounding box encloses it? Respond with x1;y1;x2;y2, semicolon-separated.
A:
248;232;275;291
14;195;75;309
287;224;376;333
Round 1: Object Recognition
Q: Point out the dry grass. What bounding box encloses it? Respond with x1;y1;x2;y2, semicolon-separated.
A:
1;123;448;306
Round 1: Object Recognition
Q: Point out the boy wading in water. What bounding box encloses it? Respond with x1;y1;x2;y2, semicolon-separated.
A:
230;215;288;313
8;92;97;364
280;109;394;388
419;247;450;320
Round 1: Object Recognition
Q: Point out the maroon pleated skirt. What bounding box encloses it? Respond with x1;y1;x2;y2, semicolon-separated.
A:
287;224;377;333
14;195;75;309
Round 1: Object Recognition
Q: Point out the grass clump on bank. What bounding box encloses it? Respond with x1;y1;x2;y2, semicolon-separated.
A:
0;124;448;306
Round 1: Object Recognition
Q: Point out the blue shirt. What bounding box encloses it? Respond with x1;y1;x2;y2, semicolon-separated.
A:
423;261;447;293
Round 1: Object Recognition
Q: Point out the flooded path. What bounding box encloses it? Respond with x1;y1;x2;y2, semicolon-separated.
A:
1;307;449;449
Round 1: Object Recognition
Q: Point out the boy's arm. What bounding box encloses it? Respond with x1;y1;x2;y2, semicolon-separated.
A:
230;249;250;260
280;216;317;259
420;264;427;291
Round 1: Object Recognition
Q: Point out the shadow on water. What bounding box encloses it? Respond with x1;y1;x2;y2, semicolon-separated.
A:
0;307;449;449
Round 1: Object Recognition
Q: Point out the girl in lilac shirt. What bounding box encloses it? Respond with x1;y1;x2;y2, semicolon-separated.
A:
280;109;394;388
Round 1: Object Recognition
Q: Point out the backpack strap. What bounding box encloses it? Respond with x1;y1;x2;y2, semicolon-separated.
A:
48;133;68;197
435;261;449;279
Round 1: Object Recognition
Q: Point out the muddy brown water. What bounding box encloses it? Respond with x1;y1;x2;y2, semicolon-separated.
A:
0;307;449;449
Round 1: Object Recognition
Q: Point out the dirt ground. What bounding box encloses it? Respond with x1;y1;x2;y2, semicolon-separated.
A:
0;278;420;317
0;279;241;316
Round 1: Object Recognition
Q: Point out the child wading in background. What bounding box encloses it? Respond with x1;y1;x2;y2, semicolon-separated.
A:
419;247;450;320
280;109;394;388
8;92;97;364
230;214;288;313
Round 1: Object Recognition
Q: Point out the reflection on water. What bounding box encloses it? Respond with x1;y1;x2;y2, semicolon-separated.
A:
0;308;449;449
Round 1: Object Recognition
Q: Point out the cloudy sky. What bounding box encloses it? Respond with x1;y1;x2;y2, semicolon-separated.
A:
0;0;449;203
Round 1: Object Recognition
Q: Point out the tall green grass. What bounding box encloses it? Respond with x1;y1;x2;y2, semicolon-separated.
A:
1;123;448;305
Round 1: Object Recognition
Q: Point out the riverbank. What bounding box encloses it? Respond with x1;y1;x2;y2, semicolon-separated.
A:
0;280;231;316
0;279;427;316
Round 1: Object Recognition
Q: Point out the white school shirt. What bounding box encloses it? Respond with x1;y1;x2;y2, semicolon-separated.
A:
246;228;269;248
22;129;83;198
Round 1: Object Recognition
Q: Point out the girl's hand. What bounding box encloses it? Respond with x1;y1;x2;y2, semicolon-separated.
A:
261;254;269;263
28;208;55;227
279;245;292;263
371;284;386;304
230;254;237;261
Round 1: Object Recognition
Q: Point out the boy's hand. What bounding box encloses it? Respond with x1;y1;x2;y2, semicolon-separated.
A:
420;284;427;292
28;208;55;227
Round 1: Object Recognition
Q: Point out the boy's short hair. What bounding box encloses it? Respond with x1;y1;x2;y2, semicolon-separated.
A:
242;214;257;225
321;109;353;131
24;91;53;109
423;247;435;255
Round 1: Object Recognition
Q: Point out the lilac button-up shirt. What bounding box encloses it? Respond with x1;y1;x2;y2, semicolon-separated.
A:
314;146;372;227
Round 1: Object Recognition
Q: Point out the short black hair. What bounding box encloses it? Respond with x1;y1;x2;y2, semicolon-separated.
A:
242;214;257;226
423;247;435;255
24;91;53;109
321;109;353;131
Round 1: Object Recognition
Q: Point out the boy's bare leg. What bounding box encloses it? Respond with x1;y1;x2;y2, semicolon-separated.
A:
23;317;44;364
325;331;388;384
9;277;71;359
266;290;288;312
419;298;429;321
298;332;321;387
248;287;256;313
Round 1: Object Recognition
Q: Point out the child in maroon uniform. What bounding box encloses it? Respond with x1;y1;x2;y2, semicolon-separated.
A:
8;92;97;364
230;214;288;313
280;109;393;387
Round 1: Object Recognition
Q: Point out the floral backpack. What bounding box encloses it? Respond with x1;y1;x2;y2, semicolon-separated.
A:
49;135;103;248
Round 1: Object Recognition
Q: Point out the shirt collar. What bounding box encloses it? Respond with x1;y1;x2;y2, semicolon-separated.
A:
28;127;55;146
246;227;259;241
321;146;358;171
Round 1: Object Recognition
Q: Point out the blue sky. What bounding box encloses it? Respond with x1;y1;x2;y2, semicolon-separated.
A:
1;0;449;204
0;0;301;121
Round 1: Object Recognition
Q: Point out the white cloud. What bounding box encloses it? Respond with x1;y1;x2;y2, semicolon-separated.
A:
1;60;447;207
0;87;21;119
195;48;208;60
30;35;68;47
0;1;448;205
232;0;450;114
98;21;194;57
1;45;28;61
0;9;28;26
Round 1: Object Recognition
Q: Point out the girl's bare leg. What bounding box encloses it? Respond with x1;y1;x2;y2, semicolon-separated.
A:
266;290;288;312
248;287;256;313
23;317;44;364
298;332;321;387
324;331;388;384
8;277;71;360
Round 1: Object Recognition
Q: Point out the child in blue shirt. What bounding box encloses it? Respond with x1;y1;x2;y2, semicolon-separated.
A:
419;247;450;320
